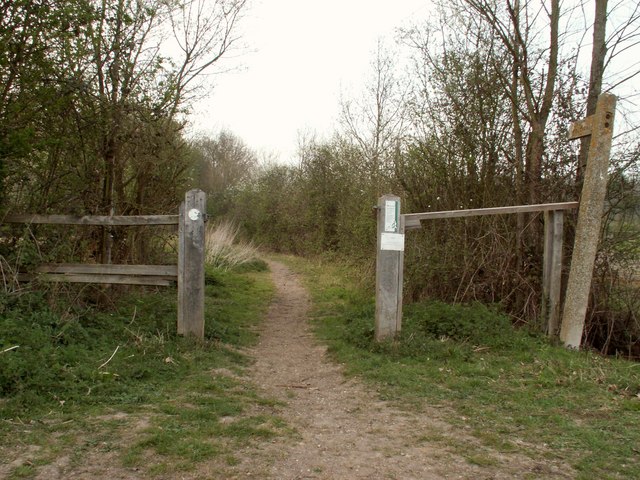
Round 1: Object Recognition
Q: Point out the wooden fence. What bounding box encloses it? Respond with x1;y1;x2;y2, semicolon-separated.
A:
374;197;578;341
375;93;616;348
4;189;207;339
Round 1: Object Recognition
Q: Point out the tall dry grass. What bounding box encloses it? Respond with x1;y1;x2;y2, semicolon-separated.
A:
0;255;21;295
204;221;260;270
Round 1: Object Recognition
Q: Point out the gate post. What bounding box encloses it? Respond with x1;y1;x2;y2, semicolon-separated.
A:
177;189;206;339
375;194;405;341
542;209;564;335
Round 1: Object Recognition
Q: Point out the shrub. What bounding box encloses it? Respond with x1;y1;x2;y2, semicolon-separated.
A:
406;301;512;346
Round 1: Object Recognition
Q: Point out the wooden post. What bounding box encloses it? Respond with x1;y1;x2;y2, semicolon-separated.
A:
375;194;404;341
560;93;616;348
177;189;206;339
397;214;405;333
542;210;564;335
177;201;186;335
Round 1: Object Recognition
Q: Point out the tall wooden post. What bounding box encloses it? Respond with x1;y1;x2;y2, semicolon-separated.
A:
560;93;616;348
177;189;206;339
375;194;404;341
542;210;564;335
177;201;186;334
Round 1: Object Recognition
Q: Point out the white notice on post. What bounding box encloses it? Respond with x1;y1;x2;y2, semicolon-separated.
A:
384;200;398;232
380;233;405;251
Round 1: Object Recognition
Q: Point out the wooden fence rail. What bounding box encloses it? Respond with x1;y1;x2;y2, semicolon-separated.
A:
403;202;579;229
32;264;178;276
4;214;179;226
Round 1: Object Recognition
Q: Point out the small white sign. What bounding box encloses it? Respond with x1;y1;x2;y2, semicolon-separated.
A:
188;208;201;221
381;232;405;251
384;200;398;232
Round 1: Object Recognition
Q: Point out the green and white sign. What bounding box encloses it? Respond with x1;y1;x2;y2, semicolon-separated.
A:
384;200;399;232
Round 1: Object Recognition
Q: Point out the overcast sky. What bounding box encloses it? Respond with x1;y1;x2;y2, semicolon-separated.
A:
187;0;431;163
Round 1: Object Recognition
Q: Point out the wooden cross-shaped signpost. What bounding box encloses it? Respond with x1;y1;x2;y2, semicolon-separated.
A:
560;93;616;348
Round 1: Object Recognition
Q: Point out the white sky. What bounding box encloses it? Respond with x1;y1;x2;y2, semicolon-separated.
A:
187;0;431;163
187;0;639;164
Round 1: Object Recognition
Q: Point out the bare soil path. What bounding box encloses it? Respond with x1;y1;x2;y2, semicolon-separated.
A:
0;260;574;479
229;260;571;479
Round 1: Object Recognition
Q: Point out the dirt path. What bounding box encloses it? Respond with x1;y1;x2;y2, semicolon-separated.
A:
231;261;571;479
0;260;575;479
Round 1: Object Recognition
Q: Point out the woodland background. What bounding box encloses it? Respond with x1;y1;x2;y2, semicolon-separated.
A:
1;0;639;356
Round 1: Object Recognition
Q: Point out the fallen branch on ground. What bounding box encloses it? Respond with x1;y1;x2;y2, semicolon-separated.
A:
99;345;120;369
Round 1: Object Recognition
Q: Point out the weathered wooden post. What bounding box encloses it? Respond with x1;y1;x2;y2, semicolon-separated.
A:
542;209;564;335
375;194;405;341
560;93;616;348
177;189;206;339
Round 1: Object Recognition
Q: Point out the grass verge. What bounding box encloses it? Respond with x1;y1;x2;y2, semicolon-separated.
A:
0;261;283;478
279;254;640;480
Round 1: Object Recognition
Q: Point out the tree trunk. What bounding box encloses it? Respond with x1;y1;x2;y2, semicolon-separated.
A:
100;141;116;264
576;0;608;193
510;0;527;312
526;123;545;207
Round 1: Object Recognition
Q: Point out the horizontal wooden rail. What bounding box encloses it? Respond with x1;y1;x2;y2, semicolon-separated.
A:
18;263;178;286
3;214;179;226
403;202;579;230
18;273;175;286
35;263;177;277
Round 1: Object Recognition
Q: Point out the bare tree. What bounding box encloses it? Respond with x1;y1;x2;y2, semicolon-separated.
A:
578;0;640;187
79;0;247;262
339;40;407;192
462;0;560;207
191;130;256;200
164;0;247;116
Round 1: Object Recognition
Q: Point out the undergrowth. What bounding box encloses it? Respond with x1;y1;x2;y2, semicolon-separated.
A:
280;254;640;480
0;260;280;477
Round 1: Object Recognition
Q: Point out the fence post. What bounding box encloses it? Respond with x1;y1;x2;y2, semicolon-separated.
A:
177;189;206;339
375;194;404;341
560;93;616;348
542;210;564;335
177;201;185;335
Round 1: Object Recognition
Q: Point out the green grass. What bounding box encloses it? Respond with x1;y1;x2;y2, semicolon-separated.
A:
279;254;640;480
0;260;285;477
